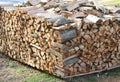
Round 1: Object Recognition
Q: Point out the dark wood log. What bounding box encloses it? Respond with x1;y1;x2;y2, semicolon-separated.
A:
116;9;120;13
55;29;77;43
54;17;73;26
48;15;64;23
66;0;88;11
44;1;59;9
72;12;86;18
66;1;80;11
63;55;79;66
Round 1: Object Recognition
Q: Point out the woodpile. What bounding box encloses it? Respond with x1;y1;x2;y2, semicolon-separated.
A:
0;7;2;44
0;7;5;52
0;0;120;78
0;7;2;29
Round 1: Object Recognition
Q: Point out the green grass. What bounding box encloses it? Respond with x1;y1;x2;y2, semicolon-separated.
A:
22;72;64;82
85;76;97;82
100;0;120;5
8;61;18;68
6;59;64;82
17;66;27;73
64;75;98;82
7;58;120;82
8;60;27;73
11;64;27;77
103;68;120;76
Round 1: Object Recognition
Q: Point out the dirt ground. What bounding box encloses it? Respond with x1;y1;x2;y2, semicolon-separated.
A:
0;53;64;82
0;53;24;82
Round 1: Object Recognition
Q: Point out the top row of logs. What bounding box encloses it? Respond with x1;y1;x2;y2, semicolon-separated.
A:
0;0;120;44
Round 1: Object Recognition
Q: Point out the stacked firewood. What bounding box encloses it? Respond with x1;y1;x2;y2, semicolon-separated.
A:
0;7;5;52
0;7;2;29
0;0;120;78
0;7;2;46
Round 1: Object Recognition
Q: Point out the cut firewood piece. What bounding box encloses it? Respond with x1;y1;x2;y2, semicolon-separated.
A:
85;9;103;17
52;23;76;30
60;11;73;17
62;43;80;53
55;65;64;72
114;18;120;21
27;7;45;14
13;1;31;7
0;2;14;7
52;25;67;30
66;1;80;11
55;69;64;77
46;48;62;58
28;0;48;5
113;14;120;18
106;6;118;13
72;12;86;18
60;4;67;10
54;7;61;12
47;15;63;23
30;43;41;50
29;33;39;38
36;12;61;19
63;55;79;66
44;1;59;9
3;7;16;11
73;18;83;30
51;41;67;49
80;6;93;11
103;19;110;26
116;9;120;13
20;6;40;11
54;17;73;26
83;34;91;42
104;15;114;19
54;29;77;43
86;14;102;24
63;54;78;62
67;0;88;11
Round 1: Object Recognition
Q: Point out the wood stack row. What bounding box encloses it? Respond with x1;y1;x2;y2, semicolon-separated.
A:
1;7;60;76
0;0;120;78
0;7;2;47
0;7;2;33
0;7;5;52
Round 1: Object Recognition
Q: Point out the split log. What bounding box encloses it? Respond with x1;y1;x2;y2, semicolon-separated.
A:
54;29;77;43
86;14;102;24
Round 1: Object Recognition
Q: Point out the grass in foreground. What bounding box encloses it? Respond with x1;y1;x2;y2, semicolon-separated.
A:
22;72;64;82
100;0;120;5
